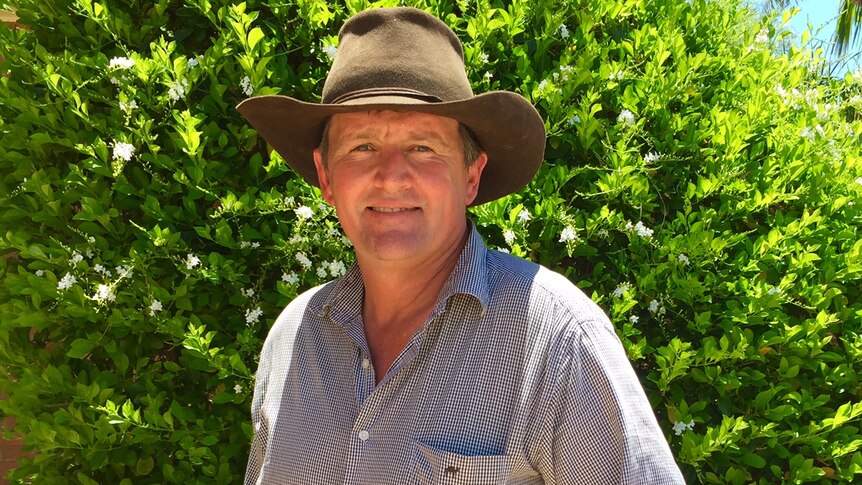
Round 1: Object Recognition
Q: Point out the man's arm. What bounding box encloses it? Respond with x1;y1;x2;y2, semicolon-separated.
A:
244;342;271;485
540;318;685;484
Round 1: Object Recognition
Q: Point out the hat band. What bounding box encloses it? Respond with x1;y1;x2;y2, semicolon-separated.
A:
329;87;444;105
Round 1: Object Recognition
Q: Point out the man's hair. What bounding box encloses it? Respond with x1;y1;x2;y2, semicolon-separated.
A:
318;117;483;167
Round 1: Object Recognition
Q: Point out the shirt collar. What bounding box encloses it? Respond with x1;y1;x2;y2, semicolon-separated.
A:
319;220;490;325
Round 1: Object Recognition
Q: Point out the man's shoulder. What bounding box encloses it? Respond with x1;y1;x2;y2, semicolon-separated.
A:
487;249;594;304
265;281;337;342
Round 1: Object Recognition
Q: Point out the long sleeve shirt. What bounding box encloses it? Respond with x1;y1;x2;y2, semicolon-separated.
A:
245;224;685;484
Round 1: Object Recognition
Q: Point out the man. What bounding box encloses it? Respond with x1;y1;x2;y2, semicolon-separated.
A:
237;7;684;484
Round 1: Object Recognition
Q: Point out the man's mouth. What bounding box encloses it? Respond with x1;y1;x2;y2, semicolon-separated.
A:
369;207;416;213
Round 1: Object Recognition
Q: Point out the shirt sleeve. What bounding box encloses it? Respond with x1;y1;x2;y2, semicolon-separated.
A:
244;340;271;485
540;317;685;484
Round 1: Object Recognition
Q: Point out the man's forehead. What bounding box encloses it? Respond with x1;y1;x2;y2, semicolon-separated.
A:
328;110;460;132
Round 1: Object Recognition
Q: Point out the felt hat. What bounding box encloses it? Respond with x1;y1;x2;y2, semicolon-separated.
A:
236;7;545;205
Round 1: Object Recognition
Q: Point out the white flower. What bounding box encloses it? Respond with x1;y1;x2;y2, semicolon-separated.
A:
58;273;77;291
643;152;661;164
251;242;260;248
109;56;135;70
242;288;255;298
852;67;862;84
767;286;782;296
245;307;263;325
618;109;635;126
327;260;347;278
316;266;328;278
35;270;44;277
168;79;189;101
282;272;299;284
678;253;690;265
479;52;490;64
673;421;695;436
112;141;135;161
484;71;493;80
91;284;116;303
186;253;201;270
322;45;337;61
233;384;242;393
295;252;312;269
119;100;137;113
613;283;632;298
93;264;112;277
755;28;768;44
568;114;581;125
149;299;163;316
559;24;569;39
855;177;862;186
87;236;96;244
633;221;654;239
70;251;84;266
240;241;250;249
609;70;624;81
559;226;578;243
630;315;639;323
800;127;815;142
84;248;94;259
187;57;199;69
598;229;609;238
537;79;549;92
517;209;531;223
294;205;313;220
115;265;133;279
503;230;516;246
240;76;253;96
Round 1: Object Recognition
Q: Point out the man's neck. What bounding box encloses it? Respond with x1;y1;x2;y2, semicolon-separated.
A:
356;224;470;382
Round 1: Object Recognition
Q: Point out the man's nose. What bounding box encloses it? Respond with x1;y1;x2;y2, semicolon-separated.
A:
373;147;412;188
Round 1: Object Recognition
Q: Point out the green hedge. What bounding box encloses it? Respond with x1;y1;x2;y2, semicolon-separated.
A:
1;0;861;483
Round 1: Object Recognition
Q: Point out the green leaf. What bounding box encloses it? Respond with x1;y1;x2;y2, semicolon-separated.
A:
67;338;97;358
135;456;155;476
247;27;264;51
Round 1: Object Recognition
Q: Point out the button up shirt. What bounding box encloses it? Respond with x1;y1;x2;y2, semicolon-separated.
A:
245;224;684;484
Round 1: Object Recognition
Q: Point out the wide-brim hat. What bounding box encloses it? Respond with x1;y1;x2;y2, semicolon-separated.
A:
236;7;545;206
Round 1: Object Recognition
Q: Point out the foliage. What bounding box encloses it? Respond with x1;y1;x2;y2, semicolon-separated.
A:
1;0;861;483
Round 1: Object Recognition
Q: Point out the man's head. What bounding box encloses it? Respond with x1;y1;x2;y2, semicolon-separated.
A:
237;7;545;206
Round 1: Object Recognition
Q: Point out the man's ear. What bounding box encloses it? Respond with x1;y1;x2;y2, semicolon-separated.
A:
465;152;488;206
313;148;334;204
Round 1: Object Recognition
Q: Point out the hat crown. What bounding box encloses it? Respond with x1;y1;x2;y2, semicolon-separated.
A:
322;7;474;105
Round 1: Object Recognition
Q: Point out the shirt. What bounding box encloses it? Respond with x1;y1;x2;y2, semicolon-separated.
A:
245;223;685;484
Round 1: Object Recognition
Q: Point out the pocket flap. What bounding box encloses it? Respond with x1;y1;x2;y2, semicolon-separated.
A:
415;442;512;484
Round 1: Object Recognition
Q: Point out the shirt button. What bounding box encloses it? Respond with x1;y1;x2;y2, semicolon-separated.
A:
361;357;370;370
358;430;370;442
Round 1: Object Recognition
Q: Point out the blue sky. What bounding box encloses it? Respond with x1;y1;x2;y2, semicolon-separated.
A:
784;0;861;77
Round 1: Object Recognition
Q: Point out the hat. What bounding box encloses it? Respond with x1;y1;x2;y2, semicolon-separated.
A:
236;7;545;205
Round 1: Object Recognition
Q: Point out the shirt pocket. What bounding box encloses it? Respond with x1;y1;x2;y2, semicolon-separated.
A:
414;442;514;485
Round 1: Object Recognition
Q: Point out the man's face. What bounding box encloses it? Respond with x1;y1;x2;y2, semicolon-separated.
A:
313;110;487;266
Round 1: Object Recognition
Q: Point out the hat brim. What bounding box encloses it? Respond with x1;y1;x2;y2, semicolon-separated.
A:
236;91;546;206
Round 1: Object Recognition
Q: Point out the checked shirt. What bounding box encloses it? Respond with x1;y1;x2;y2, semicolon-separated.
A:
245;224;685;484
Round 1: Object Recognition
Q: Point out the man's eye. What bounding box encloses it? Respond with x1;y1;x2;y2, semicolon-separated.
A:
413;145;432;152
351;144;372;152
